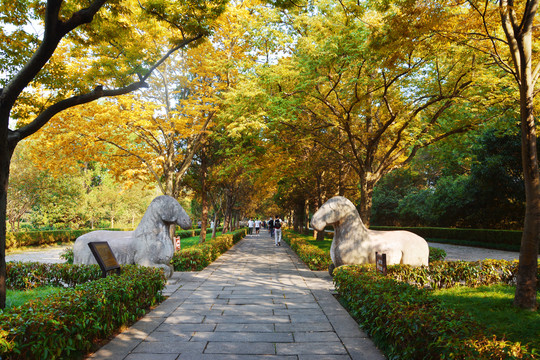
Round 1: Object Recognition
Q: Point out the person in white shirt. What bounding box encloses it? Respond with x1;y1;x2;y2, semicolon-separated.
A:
274;215;283;246
248;218;254;235
254;218;261;235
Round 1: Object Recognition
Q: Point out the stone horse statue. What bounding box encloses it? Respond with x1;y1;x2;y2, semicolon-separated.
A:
73;195;191;278
311;196;429;275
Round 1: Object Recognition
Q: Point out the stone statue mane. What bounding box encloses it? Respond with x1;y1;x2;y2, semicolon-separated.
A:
311;196;429;273
73;195;192;278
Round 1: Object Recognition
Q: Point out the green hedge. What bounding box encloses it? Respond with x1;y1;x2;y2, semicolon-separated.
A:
384;259;540;289
283;231;332;271
6;230;94;249
0;263;166;359
333;265;535;359
6;227;224;250
371;226;523;251
306;226;523;251
171;229;246;271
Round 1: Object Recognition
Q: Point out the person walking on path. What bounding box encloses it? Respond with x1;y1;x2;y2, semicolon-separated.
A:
274;215;283;246
247;218;254;235
254;218;261;235
268;216;274;237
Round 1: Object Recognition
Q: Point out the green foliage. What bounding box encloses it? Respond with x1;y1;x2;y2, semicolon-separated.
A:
0;264;165;359
6;262;103;290
333;265;536;359
60;247;74;264
171;229;246;271
5;228;130;250
6;229;92;249
428;247;447;262
282;231;332;271
385;259;538;290
372;130;527;229
370;226;523;251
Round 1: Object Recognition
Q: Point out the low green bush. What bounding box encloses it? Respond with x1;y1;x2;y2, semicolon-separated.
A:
171;229;246;271
283;231;332;271
6;227;226;251
371;226;522;251
0;264;166;359
428;246;447;262
6;262;103;290
333;265;535;359
6;228;128;250
386;259;540;289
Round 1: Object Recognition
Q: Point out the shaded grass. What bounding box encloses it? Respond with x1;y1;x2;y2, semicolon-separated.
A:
431;284;540;351
5;286;66;309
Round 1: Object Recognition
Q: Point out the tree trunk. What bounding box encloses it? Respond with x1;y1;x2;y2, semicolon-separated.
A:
211;211;218;239
0;131;15;309
359;177;375;227
199;149;208;243
514;76;539;310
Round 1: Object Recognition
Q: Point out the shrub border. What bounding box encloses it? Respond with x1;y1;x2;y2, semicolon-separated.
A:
1;264;166;359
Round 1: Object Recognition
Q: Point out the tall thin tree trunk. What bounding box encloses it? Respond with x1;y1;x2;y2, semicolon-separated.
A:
515;78;539;310
199;149;208;243
0;132;15;309
359;176;374;227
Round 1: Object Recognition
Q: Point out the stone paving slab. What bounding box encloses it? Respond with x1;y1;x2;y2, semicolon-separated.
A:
88;232;386;360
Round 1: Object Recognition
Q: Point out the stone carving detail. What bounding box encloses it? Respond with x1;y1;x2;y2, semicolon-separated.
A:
73;195;191;277
311;196;429;273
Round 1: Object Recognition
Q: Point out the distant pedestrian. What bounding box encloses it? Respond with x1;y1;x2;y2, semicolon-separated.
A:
274;215;282;246
255;218;261;235
268;217;274;237
248;218;254;235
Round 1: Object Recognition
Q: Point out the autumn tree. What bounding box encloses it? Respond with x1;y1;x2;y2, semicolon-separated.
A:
443;0;540;310
0;0;228;308
250;0;490;225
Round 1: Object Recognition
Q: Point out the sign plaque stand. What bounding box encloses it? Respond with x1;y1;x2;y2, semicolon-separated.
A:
88;241;121;278
375;252;387;276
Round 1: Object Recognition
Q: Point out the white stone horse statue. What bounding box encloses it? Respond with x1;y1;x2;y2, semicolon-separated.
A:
311;196;429;274
73;195;191;278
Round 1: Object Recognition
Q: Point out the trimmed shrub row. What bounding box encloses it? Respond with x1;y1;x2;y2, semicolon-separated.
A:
0;263;166;359
282;231;332;271
385;259;540;289
6;227;223;250
371;226;523;251
305;226;523;251
6;229;95;249
333;265;535;359
171;229;247;271
5;262;103;290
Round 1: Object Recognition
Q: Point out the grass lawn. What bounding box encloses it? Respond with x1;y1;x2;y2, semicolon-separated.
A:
431;284;540;351
177;231;223;249
296;233;333;252
4;286;66;309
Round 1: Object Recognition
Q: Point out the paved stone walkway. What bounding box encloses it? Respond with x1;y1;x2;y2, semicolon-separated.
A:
88;232;385;360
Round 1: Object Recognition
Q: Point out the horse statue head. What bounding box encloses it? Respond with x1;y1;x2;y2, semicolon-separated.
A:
311;196;365;231
134;195;192;237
